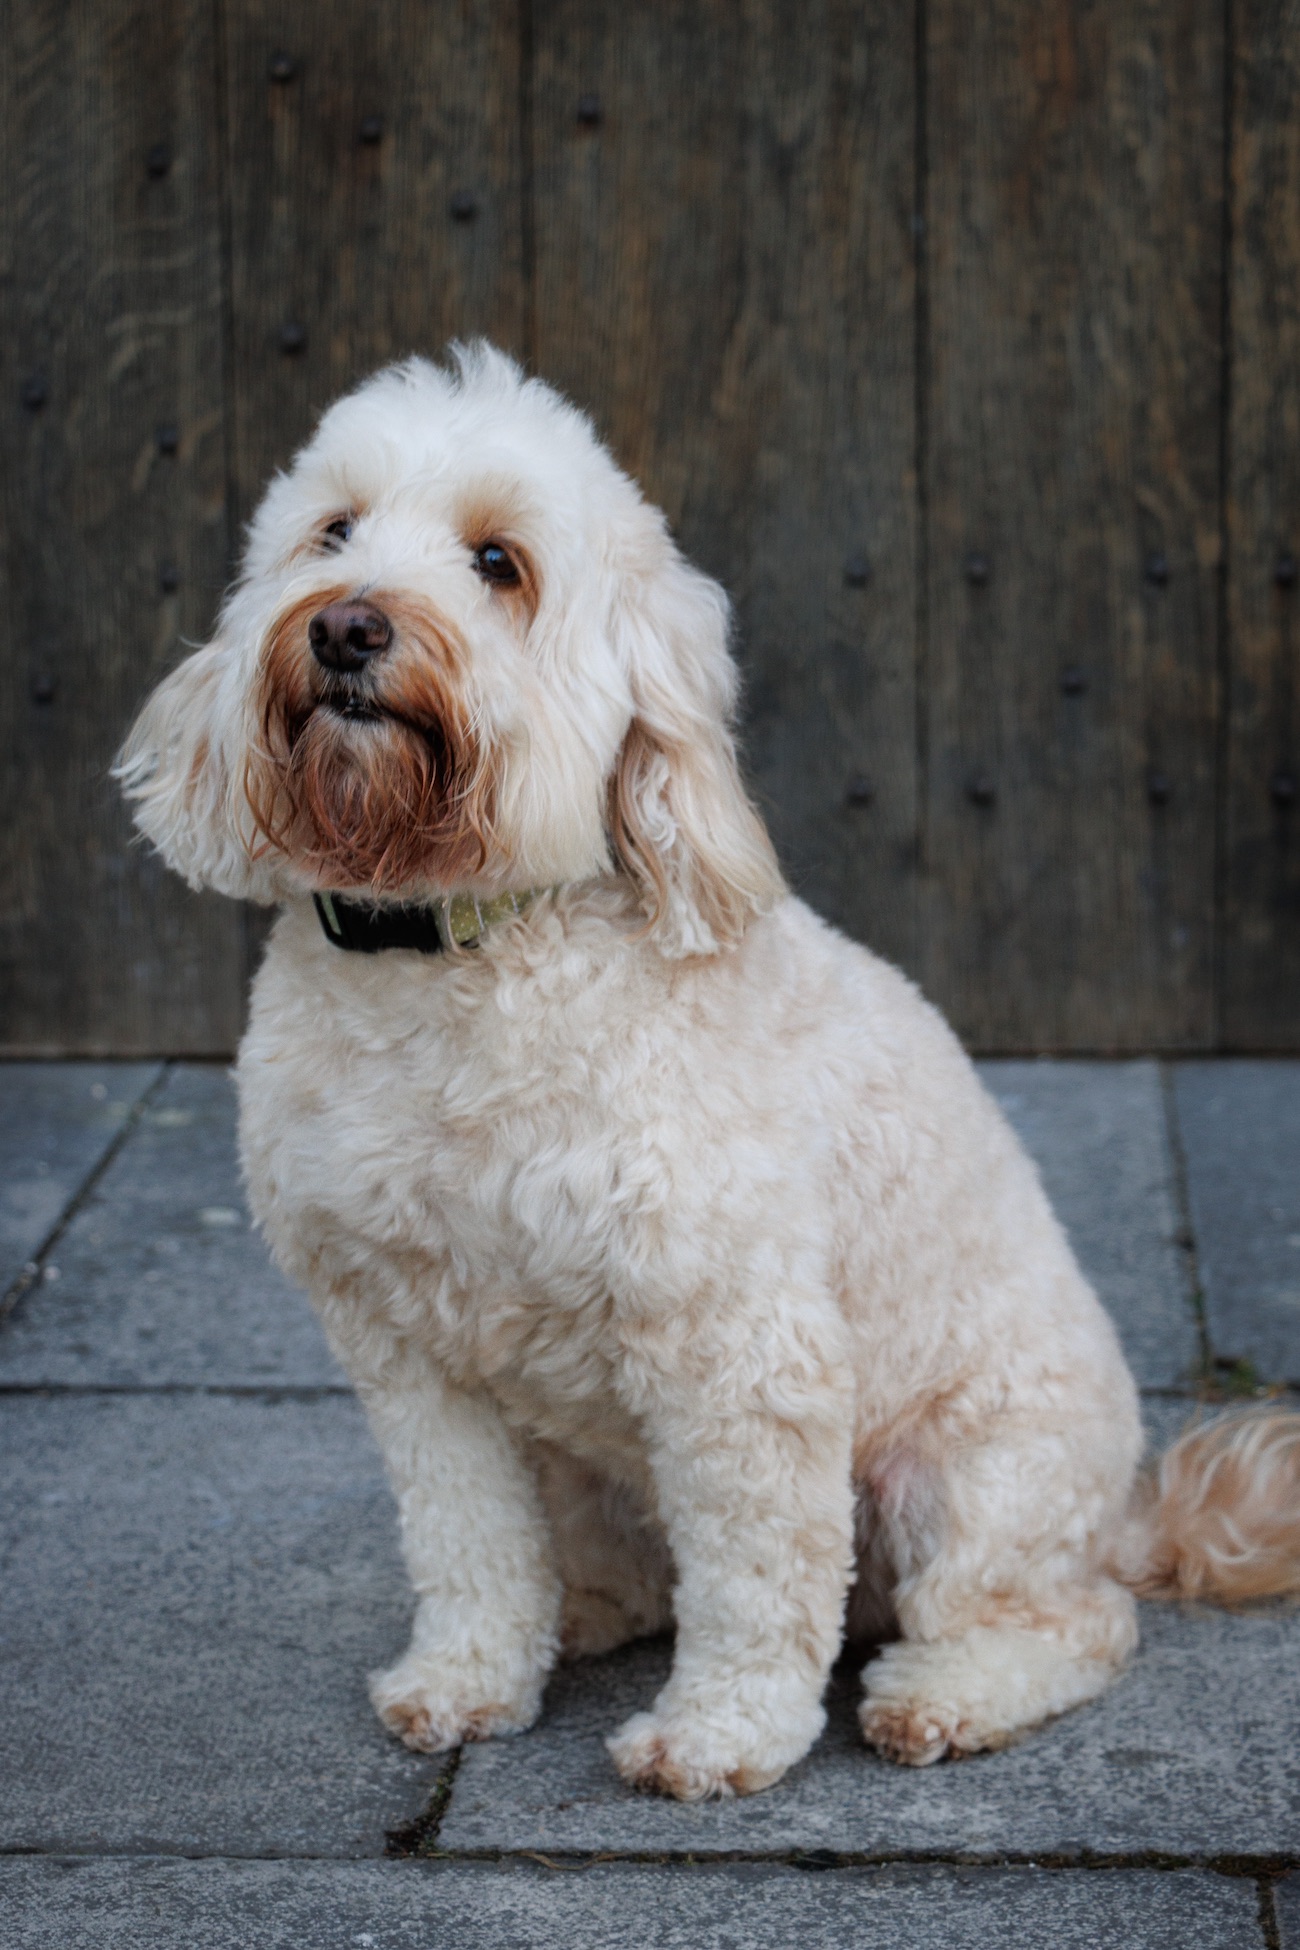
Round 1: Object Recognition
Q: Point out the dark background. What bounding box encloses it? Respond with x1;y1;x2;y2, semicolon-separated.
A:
2;0;1298;1056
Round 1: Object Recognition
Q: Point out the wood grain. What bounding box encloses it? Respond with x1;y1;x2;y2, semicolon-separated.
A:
1223;0;1300;1048
0;0;243;1054
922;0;1225;1050
221;0;528;529
530;0;919;970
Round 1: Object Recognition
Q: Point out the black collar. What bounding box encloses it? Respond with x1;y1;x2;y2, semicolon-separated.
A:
314;893;448;955
314;888;542;955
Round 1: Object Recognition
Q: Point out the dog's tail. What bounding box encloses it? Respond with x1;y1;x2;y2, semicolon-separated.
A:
1108;1404;1300;1603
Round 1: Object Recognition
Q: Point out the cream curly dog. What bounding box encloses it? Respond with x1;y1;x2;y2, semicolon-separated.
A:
119;344;1300;1799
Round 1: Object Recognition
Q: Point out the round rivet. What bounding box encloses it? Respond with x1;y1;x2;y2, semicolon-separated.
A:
156;423;179;456
1061;665;1087;696
159;563;180;594
30;673;56;705
843;552;871;588
1144;552;1169;586
967;772;996;807
965;553;990;587
359;114;383;144
1147;769;1171;806
449;191;477;221
1271;771;1297;806
1275;553;1297;589
146;142;170;179
577;92;603;126
844;774;874;808
20;371;47;411
278;320;306;354
269;51;297;82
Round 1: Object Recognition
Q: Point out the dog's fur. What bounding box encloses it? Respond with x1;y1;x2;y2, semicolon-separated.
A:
118;345;1300;1798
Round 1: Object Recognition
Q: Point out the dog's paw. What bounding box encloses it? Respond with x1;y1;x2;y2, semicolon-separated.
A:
559;1583;670;1661
606;1687;822;1801
858;1632;1057;1765
858;1697;995;1766
368;1652;543;1754
606;1709;788;1799
560;1589;640;1661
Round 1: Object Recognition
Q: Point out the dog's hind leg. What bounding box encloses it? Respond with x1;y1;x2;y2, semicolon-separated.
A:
532;1443;675;1660
857;1416;1140;1765
859;1577;1137;1764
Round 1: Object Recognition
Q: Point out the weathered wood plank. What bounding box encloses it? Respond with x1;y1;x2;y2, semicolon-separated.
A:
530;0;919;970
221;0;528;530
0;0;242;1054
1223;0;1300;1048
923;1;1224;1050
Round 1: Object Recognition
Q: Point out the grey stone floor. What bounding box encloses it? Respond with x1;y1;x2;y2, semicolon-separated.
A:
1;1059;1297;1947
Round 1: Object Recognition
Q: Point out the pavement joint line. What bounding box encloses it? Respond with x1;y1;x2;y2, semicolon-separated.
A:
386;1748;463;1857
397;1847;1300;1876
1137;1387;1209;1401
0;1382;1270;1401
0;1061;170;1327
5;1843;1293;1873
1259;1876;1284;1950
1158;1059;1212;1376
0;1381;353;1398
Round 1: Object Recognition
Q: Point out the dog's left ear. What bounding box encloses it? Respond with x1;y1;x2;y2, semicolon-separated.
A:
609;538;784;956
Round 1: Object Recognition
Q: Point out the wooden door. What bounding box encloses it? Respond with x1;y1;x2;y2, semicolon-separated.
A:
4;0;1299;1053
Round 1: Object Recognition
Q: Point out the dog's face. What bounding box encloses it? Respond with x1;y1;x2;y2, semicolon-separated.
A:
118;345;781;955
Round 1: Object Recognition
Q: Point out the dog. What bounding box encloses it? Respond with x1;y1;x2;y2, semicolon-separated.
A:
117;343;1300;1799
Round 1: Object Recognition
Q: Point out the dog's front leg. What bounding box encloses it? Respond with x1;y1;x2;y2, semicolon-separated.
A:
343;1333;562;1753
606;1338;855;1799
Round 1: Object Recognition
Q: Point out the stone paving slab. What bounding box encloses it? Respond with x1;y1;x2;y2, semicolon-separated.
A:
979;1061;1196;1388
0;1391;434;1856
3;1064;1297;1899
1173;1062;1300;1385
0;1062;161;1300
0;1860;1266;1950
1278;1874;1300;1947
441;1402;1300;1859
0;1064;339;1388
440;1603;1300;1860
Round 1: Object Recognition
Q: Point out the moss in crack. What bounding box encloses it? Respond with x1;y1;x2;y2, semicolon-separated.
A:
1184;1353;1288;1402
385;1746;463;1857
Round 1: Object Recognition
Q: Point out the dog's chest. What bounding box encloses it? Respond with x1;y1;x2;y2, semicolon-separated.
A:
237;929;678;1426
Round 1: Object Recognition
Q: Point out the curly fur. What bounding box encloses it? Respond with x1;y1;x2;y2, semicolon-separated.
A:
118;343;1300;1798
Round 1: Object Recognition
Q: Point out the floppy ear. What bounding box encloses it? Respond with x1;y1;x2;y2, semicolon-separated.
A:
115;643;268;900
609;540;784;956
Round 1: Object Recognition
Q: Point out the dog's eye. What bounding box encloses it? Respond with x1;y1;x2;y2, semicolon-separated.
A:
474;542;520;585
321;515;354;549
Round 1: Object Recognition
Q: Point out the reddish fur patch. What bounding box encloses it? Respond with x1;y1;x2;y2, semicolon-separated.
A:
860;1697;1007;1766
608;719;672;935
245;587;497;893
1119;1405;1300;1604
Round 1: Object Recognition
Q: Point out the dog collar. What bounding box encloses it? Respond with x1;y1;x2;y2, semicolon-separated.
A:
313;888;541;955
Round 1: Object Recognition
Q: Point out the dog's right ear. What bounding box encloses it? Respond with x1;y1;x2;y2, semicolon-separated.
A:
115;644;265;899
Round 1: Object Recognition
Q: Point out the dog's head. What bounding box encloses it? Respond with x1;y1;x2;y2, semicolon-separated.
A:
117;344;783;955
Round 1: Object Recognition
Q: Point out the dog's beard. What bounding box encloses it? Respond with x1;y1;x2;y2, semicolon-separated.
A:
246;590;495;892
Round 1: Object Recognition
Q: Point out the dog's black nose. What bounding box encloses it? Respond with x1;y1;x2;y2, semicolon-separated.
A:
308;600;393;672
